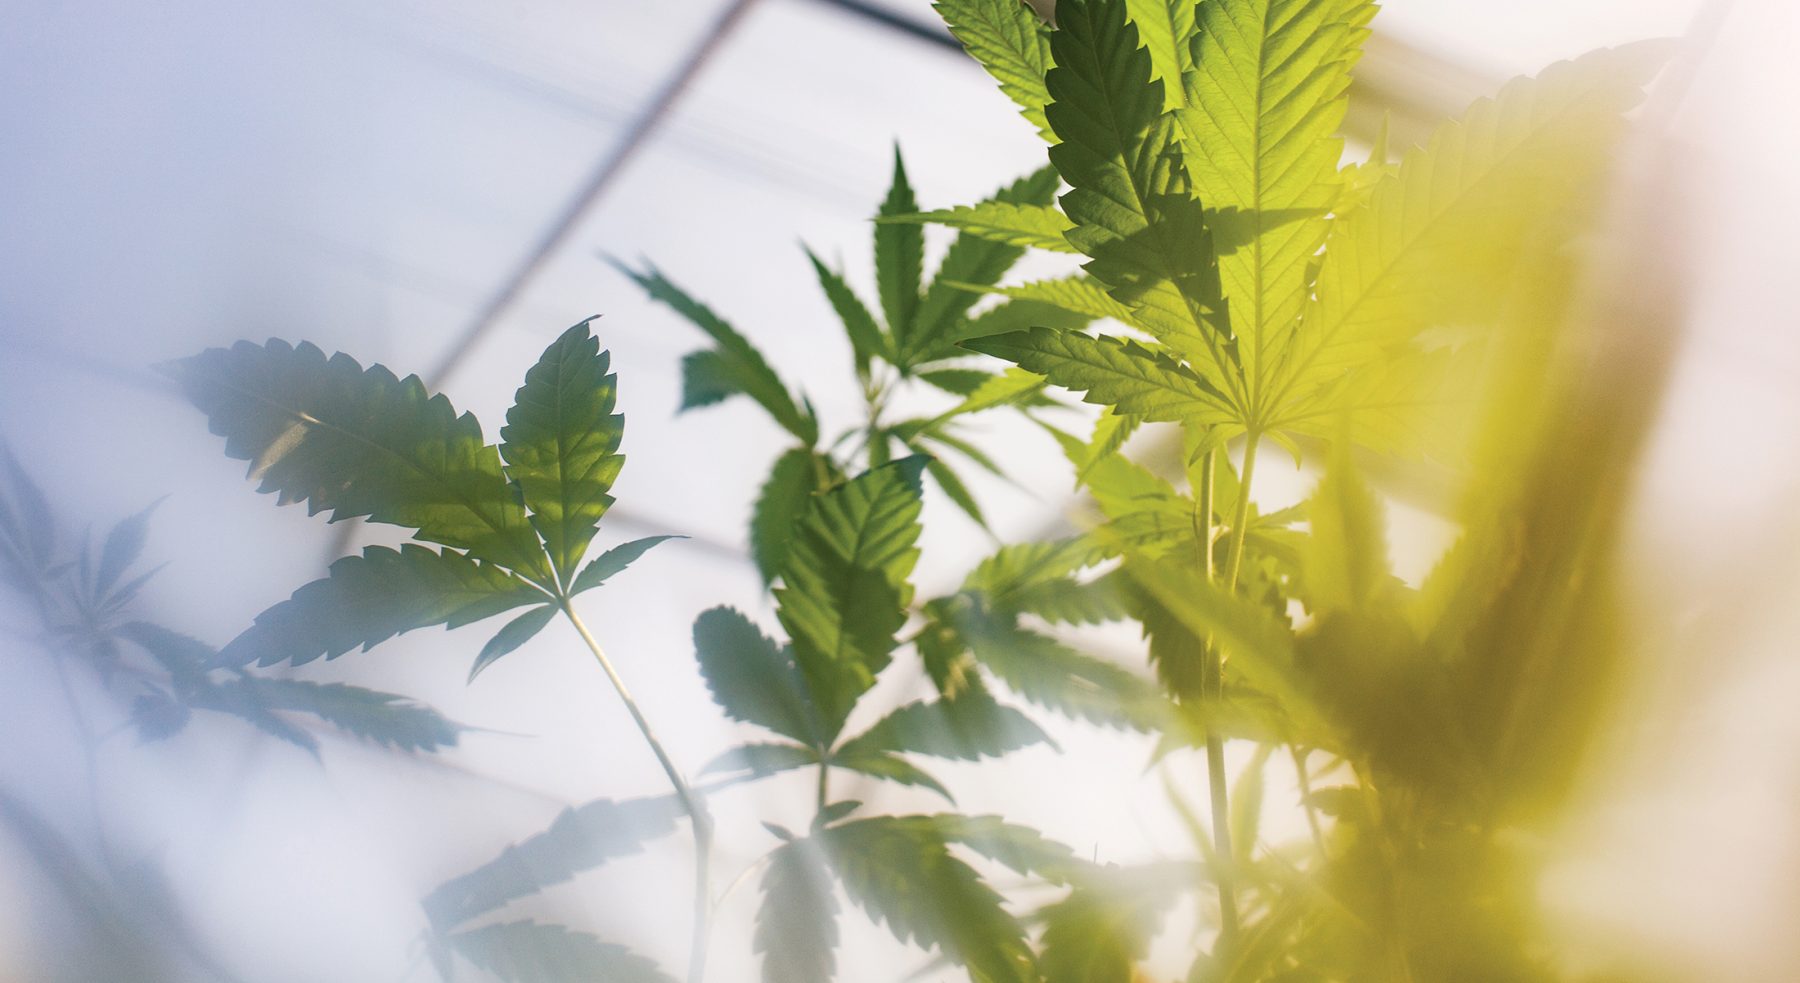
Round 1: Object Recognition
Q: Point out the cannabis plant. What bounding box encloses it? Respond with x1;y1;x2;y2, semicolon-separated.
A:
154;0;1671;978
904;0;1668;977
613;146;1093;547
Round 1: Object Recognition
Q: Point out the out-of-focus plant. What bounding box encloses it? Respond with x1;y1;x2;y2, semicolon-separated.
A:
0;441;464;981
906;0;1670;978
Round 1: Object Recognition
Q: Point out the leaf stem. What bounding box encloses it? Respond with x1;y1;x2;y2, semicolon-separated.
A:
1193;447;1241;954
1222;432;1261;594
1291;745;1327;856
1210;431;1264;958
559;601;713;983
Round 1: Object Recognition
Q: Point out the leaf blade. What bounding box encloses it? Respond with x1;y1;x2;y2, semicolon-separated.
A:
167;340;549;579
218;544;547;668
499;320;625;583
775;457;929;741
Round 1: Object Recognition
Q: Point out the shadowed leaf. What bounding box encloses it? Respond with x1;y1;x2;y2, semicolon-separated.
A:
218;544;546;668
823;815;1037;983
448;921;674;983
756;839;839;983
423;796;684;931
693;606;819;745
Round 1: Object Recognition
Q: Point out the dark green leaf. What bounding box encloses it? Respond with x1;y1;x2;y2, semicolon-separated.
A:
1044;0;1231;381
750;448;832;585
166;339;550;580
925;456;987;529
876;147;924;347
693;606;819;745
498;320;624;584
679;348;738;409
569;534;682;596
469;604;558;682
823;815;1037;983
614;261;818;444
815;800;862;828
218;544;547;668
775;457;928;742
806;247;890;373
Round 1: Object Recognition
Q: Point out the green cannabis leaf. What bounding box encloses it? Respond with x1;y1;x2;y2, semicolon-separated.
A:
499;321;626;586
823;816;1038;983
774;456;927;740
169;339;551;580
172;322;678;680
935;0;1056;140
218;544;548;668
611;261;820;445
693;606;820;746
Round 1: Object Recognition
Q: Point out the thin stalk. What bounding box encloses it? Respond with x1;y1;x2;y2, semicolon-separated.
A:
865;372;895;470
1211;432;1265;958
1222;432;1262;593
560;602;713;983
1291;745;1327;855
1193;449;1241;951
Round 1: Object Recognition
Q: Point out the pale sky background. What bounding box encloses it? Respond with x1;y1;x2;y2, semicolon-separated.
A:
2;0;1795;980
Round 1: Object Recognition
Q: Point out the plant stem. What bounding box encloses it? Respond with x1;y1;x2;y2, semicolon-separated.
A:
1222;432;1261;593
1210;432;1264;958
1192;448;1240;952
1291;745;1327;855
559;602;713;983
